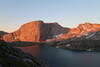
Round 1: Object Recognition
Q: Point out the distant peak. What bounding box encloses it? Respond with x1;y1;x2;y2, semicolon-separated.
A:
79;22;99;26
79;22;93;26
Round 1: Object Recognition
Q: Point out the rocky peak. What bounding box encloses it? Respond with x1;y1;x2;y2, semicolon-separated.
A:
58;22;100;39
2;20;67;42
20;20;44;29
3;21;100;42
3;21;43;42
70;22;100;34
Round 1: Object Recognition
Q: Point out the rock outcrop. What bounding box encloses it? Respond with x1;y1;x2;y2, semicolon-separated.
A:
0;40;49;67
2;21;67;42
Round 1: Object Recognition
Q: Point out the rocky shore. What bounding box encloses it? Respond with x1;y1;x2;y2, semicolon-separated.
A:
0;40;49;67
46;39;100;51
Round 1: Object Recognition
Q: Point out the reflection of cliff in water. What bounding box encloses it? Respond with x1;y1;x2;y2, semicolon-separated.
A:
18;45;41;56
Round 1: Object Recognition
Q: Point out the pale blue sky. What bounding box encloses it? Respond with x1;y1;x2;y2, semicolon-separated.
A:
0;0;100;32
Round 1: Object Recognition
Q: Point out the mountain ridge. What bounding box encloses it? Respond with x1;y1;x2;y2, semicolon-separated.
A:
2;20;67;42
58;22;100;39
1;21;100;42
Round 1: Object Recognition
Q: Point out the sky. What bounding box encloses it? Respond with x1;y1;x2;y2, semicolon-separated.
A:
0;0;100;32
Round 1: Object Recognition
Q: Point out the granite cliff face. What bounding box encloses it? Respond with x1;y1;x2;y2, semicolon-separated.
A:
58;22;100;39
2;21;100;42
2;21;67;42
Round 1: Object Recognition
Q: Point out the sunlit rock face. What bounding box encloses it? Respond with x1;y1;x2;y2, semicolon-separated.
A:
2;21;100;42
2;20;67;42
59;22;100;39
70;23;100;34
18;21;43;42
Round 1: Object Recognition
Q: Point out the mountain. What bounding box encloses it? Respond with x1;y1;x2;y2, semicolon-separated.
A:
58;22;100;39
2;20;68;42
46;23;100;51
2;21;100;43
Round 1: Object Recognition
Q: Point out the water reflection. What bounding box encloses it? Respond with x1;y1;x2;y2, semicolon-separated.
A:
19;44;41;56
19;45;100;67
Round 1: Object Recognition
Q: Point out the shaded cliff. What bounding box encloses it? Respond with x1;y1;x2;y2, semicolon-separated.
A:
40;23;67;40
2;21;67;42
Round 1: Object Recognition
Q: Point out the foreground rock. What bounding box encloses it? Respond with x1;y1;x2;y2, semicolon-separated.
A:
0;40;49;67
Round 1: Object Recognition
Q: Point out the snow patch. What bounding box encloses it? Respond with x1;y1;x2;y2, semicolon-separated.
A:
86;32;96;39
65;44;71;47
53;33;63;38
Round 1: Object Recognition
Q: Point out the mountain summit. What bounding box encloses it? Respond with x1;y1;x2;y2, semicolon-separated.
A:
58;22;100;39
1;21;100;42
2;20;67;42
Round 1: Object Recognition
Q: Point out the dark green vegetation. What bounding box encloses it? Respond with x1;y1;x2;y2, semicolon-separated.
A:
46;39;100;51
0;40;49;67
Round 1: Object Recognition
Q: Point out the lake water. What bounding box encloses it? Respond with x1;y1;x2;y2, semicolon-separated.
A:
19;45;100;67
